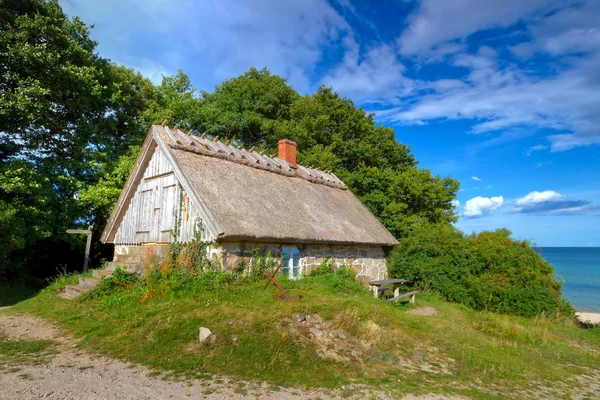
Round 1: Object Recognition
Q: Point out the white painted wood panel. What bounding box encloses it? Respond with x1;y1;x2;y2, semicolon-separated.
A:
115;147;217;245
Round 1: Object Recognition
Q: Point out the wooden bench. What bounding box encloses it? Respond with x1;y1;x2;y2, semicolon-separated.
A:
388;290;419;304
368;279;408;298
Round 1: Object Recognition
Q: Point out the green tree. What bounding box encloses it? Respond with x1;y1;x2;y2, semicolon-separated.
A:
0;160;53;278
0;0;158;277
201;67;300;147
192;72;459;237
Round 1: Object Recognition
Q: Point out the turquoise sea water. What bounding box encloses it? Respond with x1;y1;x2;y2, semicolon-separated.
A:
538;247;600;311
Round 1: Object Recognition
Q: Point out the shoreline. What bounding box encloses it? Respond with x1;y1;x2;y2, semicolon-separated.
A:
575;311;600;325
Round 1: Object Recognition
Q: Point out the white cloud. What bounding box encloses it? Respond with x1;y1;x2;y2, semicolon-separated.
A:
471;176;482;181
526;144;549;156
378;48;600;151
322;44;416;103
513;190;594;214
463;196;504;217
516;190;563;205
397;0;559;56
451;199;460;208
63;0;353;93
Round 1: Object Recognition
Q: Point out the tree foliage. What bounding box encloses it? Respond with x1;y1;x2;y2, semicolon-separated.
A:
178;68;459;237
0;0;158;278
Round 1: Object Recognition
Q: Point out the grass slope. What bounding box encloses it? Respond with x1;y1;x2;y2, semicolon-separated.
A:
11;271;600;399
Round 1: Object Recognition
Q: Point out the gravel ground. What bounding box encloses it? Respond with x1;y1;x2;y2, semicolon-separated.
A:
0;309;466;400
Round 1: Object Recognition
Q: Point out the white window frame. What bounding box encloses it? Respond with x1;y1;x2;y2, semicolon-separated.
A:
281;246;302;280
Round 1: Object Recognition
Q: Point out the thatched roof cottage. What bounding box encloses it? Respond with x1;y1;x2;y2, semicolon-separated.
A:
100;124;398;281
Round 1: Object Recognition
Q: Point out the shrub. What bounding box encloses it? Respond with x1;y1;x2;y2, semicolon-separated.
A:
388;224;574;318
309;258;335;276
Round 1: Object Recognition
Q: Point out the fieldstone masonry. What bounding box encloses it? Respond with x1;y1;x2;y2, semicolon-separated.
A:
217;242;387;281
111;242;388;281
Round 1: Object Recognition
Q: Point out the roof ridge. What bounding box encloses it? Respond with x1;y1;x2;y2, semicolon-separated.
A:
157;125;347;190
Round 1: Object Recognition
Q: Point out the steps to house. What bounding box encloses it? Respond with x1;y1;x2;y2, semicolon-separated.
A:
92;269;113;279
60;262;144;300
59;245;166;300
105;261;144;274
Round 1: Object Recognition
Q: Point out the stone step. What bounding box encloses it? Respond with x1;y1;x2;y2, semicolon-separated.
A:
114;245;169;256
113;253;161;264
65;284;93;297
92;269;113;278
80;277;101;287
58;292;76;300
105;262;143;273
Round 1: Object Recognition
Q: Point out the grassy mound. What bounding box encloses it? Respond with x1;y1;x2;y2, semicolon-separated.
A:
11;267;600;399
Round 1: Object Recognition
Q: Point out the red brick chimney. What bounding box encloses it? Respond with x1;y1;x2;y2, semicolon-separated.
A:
278;139;297;168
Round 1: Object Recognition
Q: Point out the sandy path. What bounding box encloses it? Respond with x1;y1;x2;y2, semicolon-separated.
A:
0;309;463;400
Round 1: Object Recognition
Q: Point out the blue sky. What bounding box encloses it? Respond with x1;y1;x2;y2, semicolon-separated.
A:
62;0;600;246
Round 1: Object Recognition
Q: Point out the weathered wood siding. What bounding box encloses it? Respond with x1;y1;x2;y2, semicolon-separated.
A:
115;147;217;245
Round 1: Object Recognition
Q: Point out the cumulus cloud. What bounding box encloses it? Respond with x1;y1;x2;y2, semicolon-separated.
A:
322;44;416;103
379;47;600;151
63;0;353;92
513;190;591;214
397;0;558;56
471;176;482;181
463;196;504;217
64;0;600;152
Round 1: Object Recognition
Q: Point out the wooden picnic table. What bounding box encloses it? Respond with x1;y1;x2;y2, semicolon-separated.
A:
368;279;408;298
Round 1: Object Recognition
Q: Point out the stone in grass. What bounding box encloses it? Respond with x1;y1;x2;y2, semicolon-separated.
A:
199;327;216;344
329;331;348;340
309;327;323;338
296;314;306;323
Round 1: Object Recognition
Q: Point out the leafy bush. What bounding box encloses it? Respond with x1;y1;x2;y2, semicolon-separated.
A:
81;268;137;300
388;224;574;318
309;258;335;276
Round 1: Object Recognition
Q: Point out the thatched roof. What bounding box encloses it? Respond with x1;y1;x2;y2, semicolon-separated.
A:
102;125;398;246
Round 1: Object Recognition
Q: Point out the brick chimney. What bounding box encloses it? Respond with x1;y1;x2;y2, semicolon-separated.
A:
278;139;297;168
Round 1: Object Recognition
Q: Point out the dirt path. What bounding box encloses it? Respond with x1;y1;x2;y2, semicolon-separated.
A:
0;309;465;400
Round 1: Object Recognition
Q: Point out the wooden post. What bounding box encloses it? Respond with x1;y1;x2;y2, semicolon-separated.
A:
83;225;92;273
66;225;93;273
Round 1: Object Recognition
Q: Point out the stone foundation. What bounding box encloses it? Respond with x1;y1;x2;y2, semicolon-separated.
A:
111;242;388;281
218;242;387;281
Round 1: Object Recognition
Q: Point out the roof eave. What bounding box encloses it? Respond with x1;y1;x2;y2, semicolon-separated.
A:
216;234;398;247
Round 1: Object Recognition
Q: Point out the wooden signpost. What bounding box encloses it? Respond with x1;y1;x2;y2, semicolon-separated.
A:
66;225;93;273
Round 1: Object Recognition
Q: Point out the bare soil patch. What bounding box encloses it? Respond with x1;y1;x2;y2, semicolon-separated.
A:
407;307;437;316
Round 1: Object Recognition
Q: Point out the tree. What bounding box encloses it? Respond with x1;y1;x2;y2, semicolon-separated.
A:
192;73;459;237
0;0;158;278
200;67;300;147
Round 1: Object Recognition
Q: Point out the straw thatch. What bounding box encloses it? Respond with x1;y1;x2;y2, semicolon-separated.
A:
102;125;398;246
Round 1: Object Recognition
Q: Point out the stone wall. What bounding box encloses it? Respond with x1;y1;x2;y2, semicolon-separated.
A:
218;242;387;281
300;244;387;281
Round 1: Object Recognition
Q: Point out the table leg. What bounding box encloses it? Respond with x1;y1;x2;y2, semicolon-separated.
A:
394;285;400;297
373;287;379;298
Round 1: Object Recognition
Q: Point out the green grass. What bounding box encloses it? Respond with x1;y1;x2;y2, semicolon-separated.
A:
0;335;56;372
0;283;38;307
11;271;600;398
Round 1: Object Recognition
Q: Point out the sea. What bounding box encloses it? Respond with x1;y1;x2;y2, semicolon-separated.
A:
538;247;600;312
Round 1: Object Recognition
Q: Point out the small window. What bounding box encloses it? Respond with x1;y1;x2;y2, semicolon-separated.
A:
281;246;302;280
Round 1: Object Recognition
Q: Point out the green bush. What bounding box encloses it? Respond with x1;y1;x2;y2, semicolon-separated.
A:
388;224;574;318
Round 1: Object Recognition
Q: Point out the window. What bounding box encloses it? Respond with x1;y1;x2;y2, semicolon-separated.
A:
281;246;302;280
